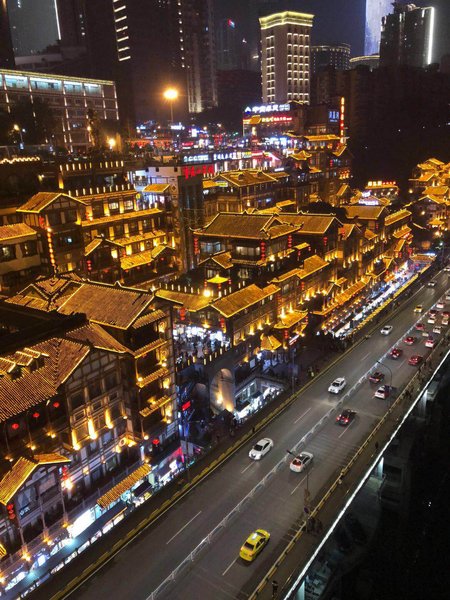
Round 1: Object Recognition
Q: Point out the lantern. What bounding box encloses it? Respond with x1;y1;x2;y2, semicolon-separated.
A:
284;329;289;339
6;502;16;521
179;307;186;321
193;237;200;255
86;259;92;272
220;317;226;332
260;241;266;261
323;236;328;247
287;234;292;249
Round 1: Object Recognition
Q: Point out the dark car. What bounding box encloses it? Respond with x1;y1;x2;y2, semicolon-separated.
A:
334;526;353;553
336;409;356;426
389;347;403;359
408;355;423;366
344;513;367;545
369;371;384;384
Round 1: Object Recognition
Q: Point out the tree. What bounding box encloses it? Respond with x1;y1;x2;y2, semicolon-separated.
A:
10;98;56;145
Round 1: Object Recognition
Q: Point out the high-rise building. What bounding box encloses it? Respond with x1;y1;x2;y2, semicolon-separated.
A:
311;43;350;74
0;0;15;68
7;0;59;56
365;0;392;56
380;2;435;68
216;18;244;70
260;10;314;104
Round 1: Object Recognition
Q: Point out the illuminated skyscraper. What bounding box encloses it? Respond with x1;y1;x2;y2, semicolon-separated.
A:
380;2;435;68
365;0;392;56
0;0;15;68
260;10;314;104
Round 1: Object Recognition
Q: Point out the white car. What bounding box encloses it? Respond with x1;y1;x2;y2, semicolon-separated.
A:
433;325;442;335
427;315;436;324
380;325;393;335
328;377;347;394
290;451;314;473
436;301;445;309
444;266;450;273
445;293;450;302
249;438;273;460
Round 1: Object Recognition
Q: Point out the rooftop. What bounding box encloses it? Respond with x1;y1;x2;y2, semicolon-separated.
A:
0;223;37;241
18;192;86;213
212;283;279;318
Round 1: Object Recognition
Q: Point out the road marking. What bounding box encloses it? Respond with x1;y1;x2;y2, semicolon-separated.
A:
241;462;254;474
222;558;236;576
294;406;312;424
166;511;202;545
361;352;371;361
290;471;310;495
339;420;356;438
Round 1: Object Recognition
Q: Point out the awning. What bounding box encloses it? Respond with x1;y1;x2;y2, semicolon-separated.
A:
133;479;152;498
96;464;151;509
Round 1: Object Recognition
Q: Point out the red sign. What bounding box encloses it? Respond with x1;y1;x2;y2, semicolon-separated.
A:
181;400;191;412
183;164;214;180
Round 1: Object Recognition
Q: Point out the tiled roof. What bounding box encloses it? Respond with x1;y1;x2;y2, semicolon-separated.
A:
364;229;377;240
137;367;170;388
18;192;86;213
260;335;282;351
155;289;211;312
274;309;308;329
58;283;153;329
212;283;279;318
0;453;70;506
113;230;166;246
345;205;386;220
84;237;123;256
209;251;233;270
67;323;128;353
143;184;171;193
214;169;284;188
120;244;174;270
276;213;339;234
196;212;299;240
82;207;161;227
332;144;347;157
96;464;151;509
392;225;411;239
337;184;350;197
385;209;412;226
297;255;328;280
339;224;356;240
0;223;36;241
139;395;171;418
132;310;166;329
290;150;311;161
422;185;448;197
303;134;340;142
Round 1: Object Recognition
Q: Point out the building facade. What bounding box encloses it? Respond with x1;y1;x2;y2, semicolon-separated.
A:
365;0;392;56
260;10;314;104
0;68;119;152
311;44;350;74
380;2;435;68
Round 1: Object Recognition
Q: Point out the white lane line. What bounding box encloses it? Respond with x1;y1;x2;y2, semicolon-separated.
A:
222;558;236;576
339;420;356;438
241;462;254;474
166;511;202;545
290;472;309;495
294;406;312;424
361;352;371;361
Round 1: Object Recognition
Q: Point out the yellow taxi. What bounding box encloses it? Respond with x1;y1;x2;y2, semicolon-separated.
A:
239;529;270;562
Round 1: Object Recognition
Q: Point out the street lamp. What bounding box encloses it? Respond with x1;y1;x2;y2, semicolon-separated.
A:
376;359;393;391
163;87;178;124
107;137;116;152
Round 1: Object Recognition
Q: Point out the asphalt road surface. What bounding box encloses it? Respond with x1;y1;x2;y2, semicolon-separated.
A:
74;271;449;600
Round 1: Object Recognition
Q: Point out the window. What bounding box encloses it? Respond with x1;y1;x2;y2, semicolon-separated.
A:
123;199;134;212
108;201;120;215
48;212;62;226
0;245;16;262
128;221;139;235
104;372;118;390
92;202;104;219
71;391;85;410
65;209;78;223
88;380;102;400
113;223;124;238
20;241;37;257
142;219;152;232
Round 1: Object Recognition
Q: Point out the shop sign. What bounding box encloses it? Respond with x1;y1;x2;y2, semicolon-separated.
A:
183;164;214;179
182;154;210;163
244;103;290;113
213;150;252;161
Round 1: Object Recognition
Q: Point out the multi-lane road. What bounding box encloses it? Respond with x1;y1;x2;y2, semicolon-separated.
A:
72;270;449;600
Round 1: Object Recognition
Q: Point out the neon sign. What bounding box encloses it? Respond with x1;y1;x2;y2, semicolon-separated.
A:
183;164;214;179
244;103;290;114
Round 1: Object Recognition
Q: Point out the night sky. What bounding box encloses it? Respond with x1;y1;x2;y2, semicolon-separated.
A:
215;0;450;62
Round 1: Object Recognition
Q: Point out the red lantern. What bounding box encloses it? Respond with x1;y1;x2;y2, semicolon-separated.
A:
32;412;40;419
219;317;226;332
260;241;266;261
86;259;92;272
179;307;186;321
6;502;16;521
284;329;289;339
52;401;60;409
323;236;328;247
61;466;69;481
193;237;200;255
287;234;292;249
301;281;305;291
11;422;19;431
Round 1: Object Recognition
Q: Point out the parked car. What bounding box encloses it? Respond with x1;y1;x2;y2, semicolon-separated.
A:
380;325;393;335
408;355;423;366
344;513;367;545
328;377;346;394
389;347;403;359
369;371;384;384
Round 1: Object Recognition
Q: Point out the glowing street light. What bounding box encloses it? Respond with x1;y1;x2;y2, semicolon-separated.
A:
107;137;116;151
163;87;179;124
13;124;25;147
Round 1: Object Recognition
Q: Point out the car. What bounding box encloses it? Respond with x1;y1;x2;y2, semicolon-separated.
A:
369;371;385;384
389;347;403;359
442;317;449;326
429;309;438;316
445;293;450;302
239;529;270;562
375;385;393;399
436;301;445;309
427;315;436;324
444;266;450;273
404;335;417;345
442;311;450;318
334;527;353;553
433;325;442;335
427;280;437;288
380;325;393;335
415;322;425;331
414;304;423;313
249;438;273;460
344;513;367;545
425;337;435;348
328;377;346;394
408;355;423;366
336;409;356;426
290;451;314;473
